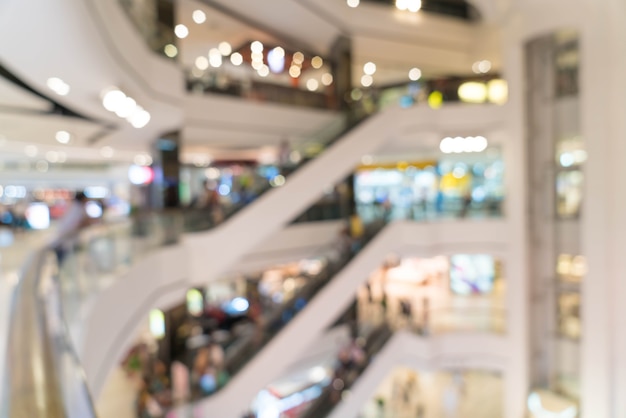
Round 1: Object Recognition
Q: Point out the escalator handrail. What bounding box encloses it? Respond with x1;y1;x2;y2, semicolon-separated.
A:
177;220;387;408
298;322;395;418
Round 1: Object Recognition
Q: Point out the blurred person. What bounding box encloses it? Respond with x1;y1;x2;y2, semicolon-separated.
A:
208;343;225;370
149;360;171;405
380;291;389;319
459;191;473;218
365;281;374;304
442;382;460;418
416;403;425;418
170;360;190;403
435;190;445;215
400;298;413;328
136;377;163;418
420;297;430;335
194;180;223;224
199;366;218;394
337;226;354;256
349;339;366;368
191;347;210;392
278;138;291;173
49;191;90;267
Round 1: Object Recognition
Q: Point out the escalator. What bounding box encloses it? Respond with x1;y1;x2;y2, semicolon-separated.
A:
167;216;507;418
166;220;409;418
297;322;394;418
81;107;405;393
167;219;387;417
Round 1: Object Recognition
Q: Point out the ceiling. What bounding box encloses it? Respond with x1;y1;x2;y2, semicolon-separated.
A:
0;0;502;166
199;0;502;83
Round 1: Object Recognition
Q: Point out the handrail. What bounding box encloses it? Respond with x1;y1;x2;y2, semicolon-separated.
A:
2;245;97;417
297;322;394;418
173;220;387;409
297;306;506;418
0;107;368;417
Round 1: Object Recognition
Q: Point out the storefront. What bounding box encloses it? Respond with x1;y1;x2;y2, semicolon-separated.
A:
353;153;504;222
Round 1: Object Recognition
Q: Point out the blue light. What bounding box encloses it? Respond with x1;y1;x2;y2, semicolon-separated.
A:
399;95;414;108
560;152;575;167
267;48;285;73
218;184;231;196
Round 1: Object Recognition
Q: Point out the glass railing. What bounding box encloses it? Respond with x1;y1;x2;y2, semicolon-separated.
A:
357;304;506;337
116;0;504;111
118;0;175;56
1;245;97;417
180;111;366;233
186;73;333;110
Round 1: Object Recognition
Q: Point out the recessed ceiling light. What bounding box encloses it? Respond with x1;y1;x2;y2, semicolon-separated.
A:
289;66;301;78
192;10;206;24
128;107;151;129
251;41;264;53
218;41;232;56
311;56;323;69
134;154;153;166
174;24;189;39
321;73;333;86
209;48;223;67
46;151;59;163
306;79;319;91
46;77;70;96
347;0;360;7
293;52;304;65
363;62;376;75
230;52;243;66
164;44;178;58
55;130;71;144
102;88;126;112
409;67;422;81
24;145;38;158
258;65;270;77
195;56;209;70
100;146;114;158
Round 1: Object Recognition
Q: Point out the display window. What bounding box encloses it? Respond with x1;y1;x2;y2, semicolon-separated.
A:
353;157;504;222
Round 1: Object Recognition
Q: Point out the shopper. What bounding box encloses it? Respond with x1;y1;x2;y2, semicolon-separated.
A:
278;138;291;174
421;297;430;335
50;191;90;268
460;191;473;218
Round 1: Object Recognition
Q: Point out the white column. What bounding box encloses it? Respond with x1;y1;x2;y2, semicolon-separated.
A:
579;2;620;417
500;13;530;418
580;0;626;416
